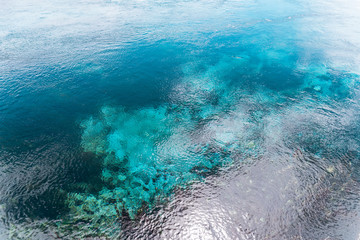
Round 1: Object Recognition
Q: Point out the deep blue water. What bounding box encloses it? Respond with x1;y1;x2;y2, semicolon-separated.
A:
1;0;360;239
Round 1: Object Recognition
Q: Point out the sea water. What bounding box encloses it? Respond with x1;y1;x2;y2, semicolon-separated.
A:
1;0;360;239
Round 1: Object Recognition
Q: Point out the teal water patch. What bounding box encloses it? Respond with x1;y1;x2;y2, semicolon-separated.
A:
67;59;258;224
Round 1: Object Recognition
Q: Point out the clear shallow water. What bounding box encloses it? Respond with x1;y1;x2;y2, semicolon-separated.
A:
1;0;360;239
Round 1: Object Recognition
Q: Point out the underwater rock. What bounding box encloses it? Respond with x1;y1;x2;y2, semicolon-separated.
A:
70;103;241;221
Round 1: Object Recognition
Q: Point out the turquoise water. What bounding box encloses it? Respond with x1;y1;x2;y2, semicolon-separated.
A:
1;0;360;239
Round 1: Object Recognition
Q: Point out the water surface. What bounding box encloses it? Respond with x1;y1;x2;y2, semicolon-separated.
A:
1;0;360;239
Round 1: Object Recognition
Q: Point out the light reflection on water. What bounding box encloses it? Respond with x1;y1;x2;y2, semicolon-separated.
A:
121;156;359;239
119;92;360;239
1;0;360;239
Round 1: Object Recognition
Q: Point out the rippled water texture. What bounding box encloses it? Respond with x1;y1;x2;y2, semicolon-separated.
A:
1;0;360;239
